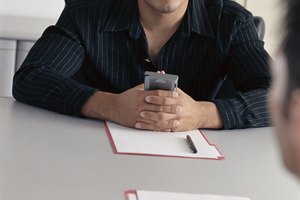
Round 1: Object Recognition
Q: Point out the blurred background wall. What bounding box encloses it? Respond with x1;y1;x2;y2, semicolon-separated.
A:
0;0;64;19
247;0;283;58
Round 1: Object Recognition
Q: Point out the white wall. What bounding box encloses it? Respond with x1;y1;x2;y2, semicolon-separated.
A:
0;0;65;19
247;0;284;58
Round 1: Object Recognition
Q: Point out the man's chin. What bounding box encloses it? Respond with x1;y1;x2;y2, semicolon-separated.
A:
155;5;178;13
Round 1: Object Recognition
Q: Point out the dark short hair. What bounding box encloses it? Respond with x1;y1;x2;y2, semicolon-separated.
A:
283;0;300;97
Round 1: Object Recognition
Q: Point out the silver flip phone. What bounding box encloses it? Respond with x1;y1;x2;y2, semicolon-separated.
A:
144;71;179;91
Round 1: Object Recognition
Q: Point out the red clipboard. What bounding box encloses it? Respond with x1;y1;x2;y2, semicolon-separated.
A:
105;121;224;160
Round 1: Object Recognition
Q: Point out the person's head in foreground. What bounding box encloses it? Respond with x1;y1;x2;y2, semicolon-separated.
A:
269;0;300;178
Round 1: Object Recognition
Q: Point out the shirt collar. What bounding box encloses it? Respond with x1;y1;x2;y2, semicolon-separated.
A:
102;0;141;39
188;0;215;38
102;0;215;39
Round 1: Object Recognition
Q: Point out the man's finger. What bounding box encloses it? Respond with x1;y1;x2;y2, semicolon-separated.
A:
136;117;173;127
145;96;178;105
145;90;178;98
135;120;180;131
139;111;180;123
143;104;182;114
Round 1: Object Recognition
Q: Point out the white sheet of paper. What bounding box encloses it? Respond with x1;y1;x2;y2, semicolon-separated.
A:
136;190;250;200
106;121;223;159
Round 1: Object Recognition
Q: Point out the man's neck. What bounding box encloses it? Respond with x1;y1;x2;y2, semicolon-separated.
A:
138;0;189;33
137;0;189;63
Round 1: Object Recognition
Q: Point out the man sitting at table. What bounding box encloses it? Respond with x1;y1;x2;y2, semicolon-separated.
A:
269;0;300;191
13;0;271;131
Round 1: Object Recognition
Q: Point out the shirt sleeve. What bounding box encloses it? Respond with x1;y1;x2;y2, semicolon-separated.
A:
13;8;98;116
213;16;271;129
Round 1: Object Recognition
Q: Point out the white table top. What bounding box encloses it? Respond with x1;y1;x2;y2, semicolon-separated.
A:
0;97;298;200
0;15;56;41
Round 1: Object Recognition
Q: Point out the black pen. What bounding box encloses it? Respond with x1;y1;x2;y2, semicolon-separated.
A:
186;135;197;153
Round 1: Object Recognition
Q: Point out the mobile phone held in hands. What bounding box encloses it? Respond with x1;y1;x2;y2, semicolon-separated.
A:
144;71;179;91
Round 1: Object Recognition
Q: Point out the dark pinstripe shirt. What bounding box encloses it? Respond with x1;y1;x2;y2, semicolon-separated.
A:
13;0;271;129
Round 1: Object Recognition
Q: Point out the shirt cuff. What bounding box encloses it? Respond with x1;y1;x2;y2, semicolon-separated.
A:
64;85;98;116
213;99;243;130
